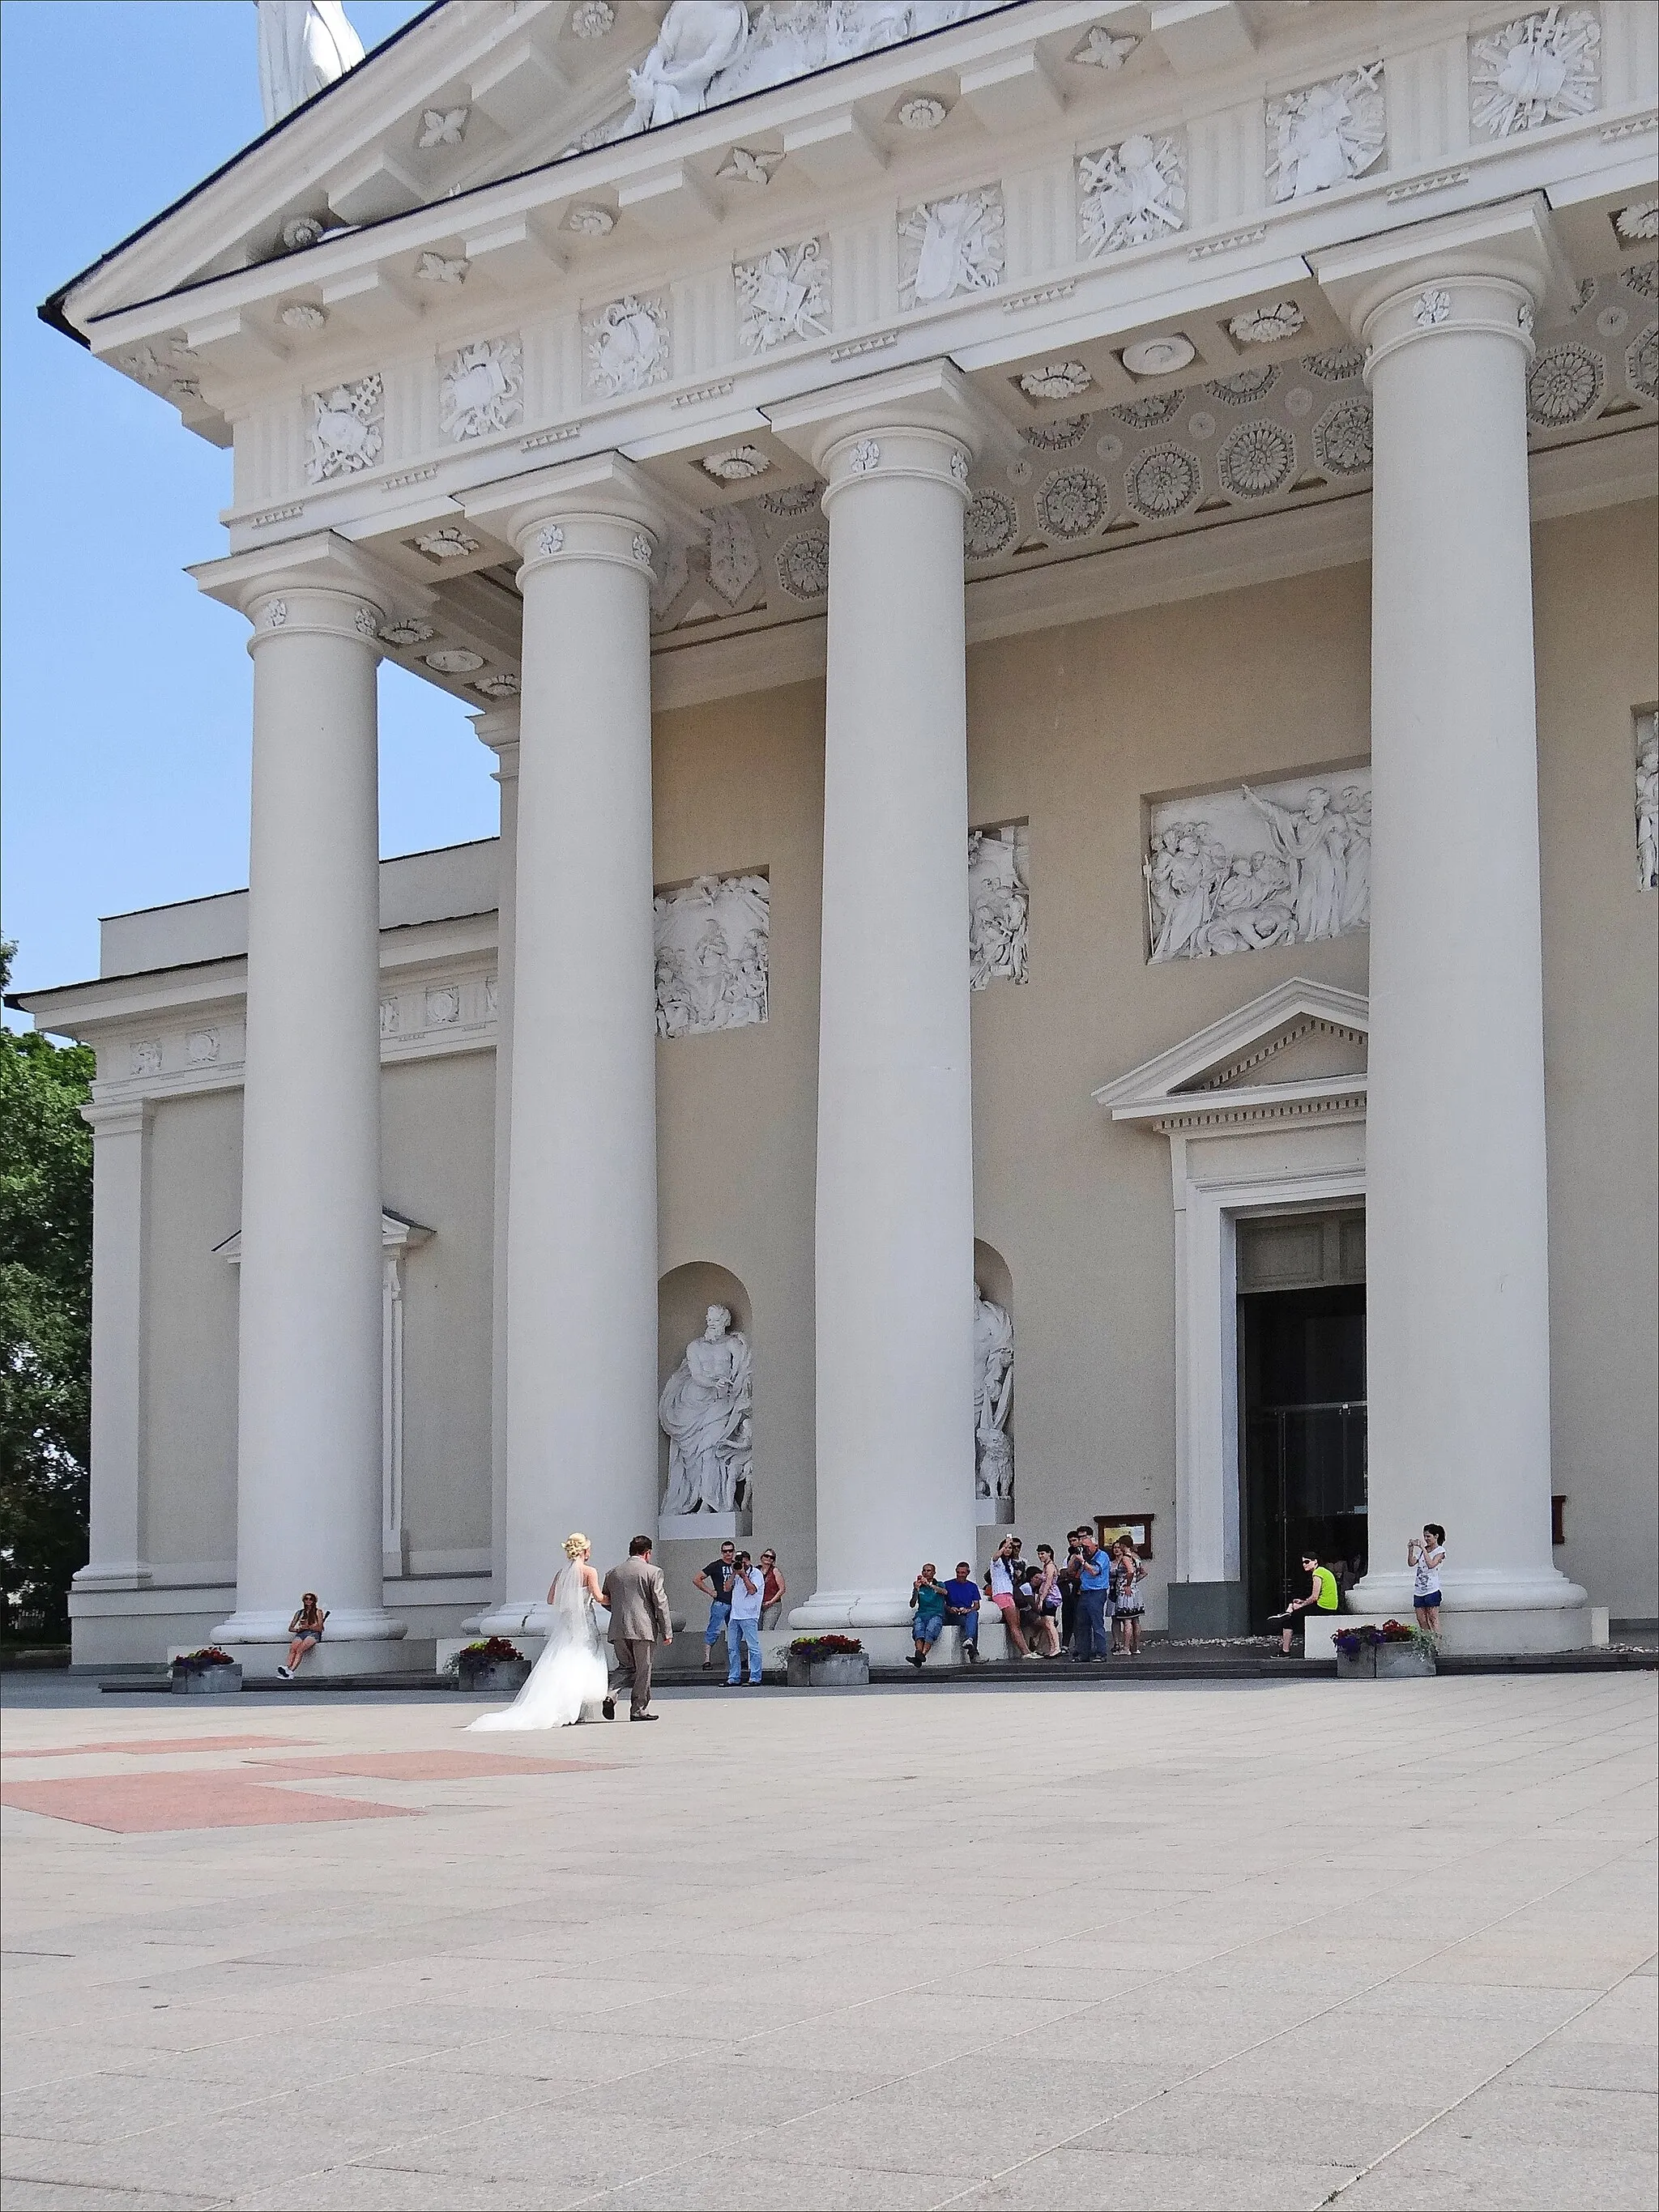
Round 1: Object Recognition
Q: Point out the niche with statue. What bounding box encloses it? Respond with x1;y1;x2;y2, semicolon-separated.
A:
974;1239;1015;1527
657;1260;753;1540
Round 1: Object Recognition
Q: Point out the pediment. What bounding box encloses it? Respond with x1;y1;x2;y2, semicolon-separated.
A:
215;1209;433;1262
1094;978;1369;1123
54;0;1014;339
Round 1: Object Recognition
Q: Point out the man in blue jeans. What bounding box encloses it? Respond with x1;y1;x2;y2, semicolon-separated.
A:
943;1561;983;1664
725;1550;766;1685
694;1540;738;1671
1073;1532;1113;1663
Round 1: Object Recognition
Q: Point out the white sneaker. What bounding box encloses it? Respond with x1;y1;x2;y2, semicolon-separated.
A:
276;1664;291;1679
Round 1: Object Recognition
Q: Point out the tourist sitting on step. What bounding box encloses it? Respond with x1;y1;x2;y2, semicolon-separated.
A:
277;1592;326;1678
942;1562;982;1662
1267;1555;1341;1656
907;1565;949;1668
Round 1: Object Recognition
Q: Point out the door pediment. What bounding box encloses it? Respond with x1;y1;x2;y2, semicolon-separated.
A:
1094;978;1368;1132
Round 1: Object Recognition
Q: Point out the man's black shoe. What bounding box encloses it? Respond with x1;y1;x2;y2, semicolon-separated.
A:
601;1696;615;1720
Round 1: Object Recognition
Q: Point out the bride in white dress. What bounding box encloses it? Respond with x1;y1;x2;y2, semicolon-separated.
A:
467;1532;610;1732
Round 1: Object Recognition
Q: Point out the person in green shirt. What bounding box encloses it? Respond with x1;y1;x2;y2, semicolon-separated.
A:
907;1563;950;1669
1269;1553;1341;1655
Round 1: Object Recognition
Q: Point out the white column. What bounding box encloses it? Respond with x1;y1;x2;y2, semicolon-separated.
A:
203;560;405;1654
476;484;660;1623
74;1100;151;1590
475;710;519;1605
1320;209;1588;1647
774;378;980;1629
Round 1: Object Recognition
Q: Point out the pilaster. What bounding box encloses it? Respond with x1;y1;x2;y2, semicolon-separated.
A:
74;1098;152;1592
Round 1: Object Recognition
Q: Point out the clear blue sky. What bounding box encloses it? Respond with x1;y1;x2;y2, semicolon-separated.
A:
2;0;498;1016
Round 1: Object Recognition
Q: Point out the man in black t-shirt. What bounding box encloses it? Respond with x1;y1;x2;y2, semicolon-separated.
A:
693;1540;739;1672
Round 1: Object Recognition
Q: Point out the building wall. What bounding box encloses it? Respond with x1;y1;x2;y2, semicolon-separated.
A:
650;679;825;1628
642;500;1658;1628
382;1051;497;1567
1535;499;1659;1621
141;1089;243;1573
113;498;1659;1645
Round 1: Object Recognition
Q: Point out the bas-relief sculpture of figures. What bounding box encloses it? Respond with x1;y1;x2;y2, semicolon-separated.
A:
968;826;1029;989
974;1289;1014;1506
1638;718;1658;891
1267;66;1387;201
660;1306;753;1515
654;873;770;1037
613;2;999;143
256;1;364;129
1145;771;1371;962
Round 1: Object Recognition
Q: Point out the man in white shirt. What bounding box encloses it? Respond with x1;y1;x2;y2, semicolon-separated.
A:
725;1550;766;1686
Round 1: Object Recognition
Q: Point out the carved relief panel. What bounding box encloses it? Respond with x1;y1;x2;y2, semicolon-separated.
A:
1145;769;1371;962
969;825;1030;989
654;872;770;1036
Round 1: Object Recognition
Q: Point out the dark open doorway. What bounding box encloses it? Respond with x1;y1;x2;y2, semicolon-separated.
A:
1238;1213;1367;1633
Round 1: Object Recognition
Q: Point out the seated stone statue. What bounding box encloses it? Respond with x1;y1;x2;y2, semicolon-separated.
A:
659;1304;753;1515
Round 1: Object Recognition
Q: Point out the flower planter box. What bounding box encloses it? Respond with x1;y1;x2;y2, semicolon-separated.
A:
786;1651;814;1688
171;1664;242;1695
456;1658;532;1694
808;1654;870;1688
1337;1643;1435;1680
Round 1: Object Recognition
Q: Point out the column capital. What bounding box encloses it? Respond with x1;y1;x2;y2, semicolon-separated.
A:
1311;194;1573;351
81;1097;151;1140
188;531;425;650
471;705;520;782
766;356;1015;483
460;450;692;584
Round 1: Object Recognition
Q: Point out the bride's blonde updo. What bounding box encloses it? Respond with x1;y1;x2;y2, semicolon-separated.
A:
562;1532;591;1561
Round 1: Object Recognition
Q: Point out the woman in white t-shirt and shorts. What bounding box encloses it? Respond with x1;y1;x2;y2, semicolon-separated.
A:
1408;1524;1446;1634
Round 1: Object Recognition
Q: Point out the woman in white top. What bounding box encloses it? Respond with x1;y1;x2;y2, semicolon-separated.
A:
1408;1524;1446;1634
986;1538;1033;1657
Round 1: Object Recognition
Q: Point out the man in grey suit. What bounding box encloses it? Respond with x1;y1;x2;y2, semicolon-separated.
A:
601;1536;673;1720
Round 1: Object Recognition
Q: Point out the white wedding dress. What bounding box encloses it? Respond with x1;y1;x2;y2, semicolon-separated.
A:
467;1566;610;1731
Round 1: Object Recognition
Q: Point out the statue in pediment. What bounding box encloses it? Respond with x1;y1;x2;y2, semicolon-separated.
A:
625;1;750;132
255;2;364;129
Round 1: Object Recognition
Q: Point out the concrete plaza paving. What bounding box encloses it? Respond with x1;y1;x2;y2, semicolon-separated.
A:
1;1670;1654;2212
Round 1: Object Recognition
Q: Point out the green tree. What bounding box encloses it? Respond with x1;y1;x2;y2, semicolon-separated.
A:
0;940;93;1643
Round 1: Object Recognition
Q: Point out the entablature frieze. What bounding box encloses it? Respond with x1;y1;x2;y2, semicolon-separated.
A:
20;914;505;1107
45;6;1659;711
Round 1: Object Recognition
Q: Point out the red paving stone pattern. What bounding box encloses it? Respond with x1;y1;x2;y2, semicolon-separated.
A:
245;1751;615;1779
0;1772;420;1833
2;1737;320;1759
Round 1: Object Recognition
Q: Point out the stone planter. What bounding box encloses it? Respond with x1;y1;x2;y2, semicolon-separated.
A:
1337;1641;1435;1680
455;1658;532;1694
171;1664;242;1695
808;1654;870;1688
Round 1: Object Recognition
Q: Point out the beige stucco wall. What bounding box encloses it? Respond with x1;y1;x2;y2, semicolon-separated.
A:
141;1089;243;1571
382;1051;496;1564
1535;499;1659;1622
651;681;824;1627
125;498;1657;1634
645;501;1657;1628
